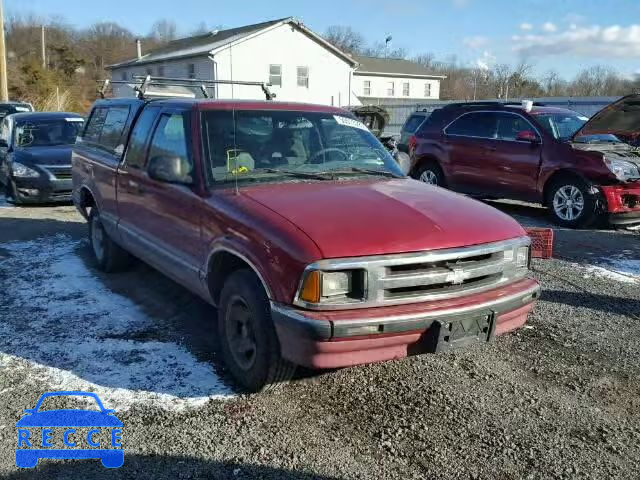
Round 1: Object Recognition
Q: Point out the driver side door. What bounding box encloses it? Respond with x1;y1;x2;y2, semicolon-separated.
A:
117;107;204;290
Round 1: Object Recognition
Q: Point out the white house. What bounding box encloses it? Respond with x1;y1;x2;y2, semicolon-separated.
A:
107;18;359;107
352;55;445;102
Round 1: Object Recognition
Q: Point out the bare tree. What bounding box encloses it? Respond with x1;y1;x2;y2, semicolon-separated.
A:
150;19;178;44
413;53;435;69
323;26;365;54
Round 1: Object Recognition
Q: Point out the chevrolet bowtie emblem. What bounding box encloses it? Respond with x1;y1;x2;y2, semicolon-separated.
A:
447;267;466;285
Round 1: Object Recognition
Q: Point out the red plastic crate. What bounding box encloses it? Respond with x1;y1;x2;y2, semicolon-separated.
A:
525;227;554;259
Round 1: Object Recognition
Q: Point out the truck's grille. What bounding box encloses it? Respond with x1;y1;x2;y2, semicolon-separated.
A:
42;166;72;180
295;237;531;310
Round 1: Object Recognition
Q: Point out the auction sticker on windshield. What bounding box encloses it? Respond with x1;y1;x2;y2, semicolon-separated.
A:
333;115;369;131
15;391;124;469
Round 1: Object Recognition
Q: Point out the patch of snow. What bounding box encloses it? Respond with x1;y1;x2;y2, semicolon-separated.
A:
0;235;235;412
582;258;640;284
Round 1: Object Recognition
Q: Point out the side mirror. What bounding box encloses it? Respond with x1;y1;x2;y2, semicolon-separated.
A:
147;155;193;185
516;130;540;144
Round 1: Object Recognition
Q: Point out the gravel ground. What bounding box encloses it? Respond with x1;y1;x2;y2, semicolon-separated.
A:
0;196;639;480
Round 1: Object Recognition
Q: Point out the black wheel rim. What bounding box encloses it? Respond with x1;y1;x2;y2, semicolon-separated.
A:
225;296;258;371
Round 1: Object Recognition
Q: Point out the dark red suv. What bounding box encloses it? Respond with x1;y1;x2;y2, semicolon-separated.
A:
409;97;640;228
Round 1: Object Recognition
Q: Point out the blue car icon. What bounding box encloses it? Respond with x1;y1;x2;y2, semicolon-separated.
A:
16;391;123;468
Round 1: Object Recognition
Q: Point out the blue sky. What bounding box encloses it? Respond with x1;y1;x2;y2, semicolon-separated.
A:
8;0;640;79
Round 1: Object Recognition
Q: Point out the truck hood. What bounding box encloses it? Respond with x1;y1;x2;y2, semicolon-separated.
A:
241;179;526;258
573;94;640;142
12;145;73;166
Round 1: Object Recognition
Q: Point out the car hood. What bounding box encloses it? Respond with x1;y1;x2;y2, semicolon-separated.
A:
241;179;526;258
16;409;123;427
12;145;73;166
573;94;640;142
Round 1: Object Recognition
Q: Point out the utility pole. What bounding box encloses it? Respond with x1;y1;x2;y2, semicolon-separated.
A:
0;0;8;101
41;25;46;69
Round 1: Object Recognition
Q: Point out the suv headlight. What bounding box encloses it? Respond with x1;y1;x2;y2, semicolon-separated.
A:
297;270;366;305
605;159;640;182
12;162;39;178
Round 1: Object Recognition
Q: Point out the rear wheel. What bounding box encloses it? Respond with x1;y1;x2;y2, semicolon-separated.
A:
218;269;295;392
88;208;132;272
413;162;445;187
546;177;599;228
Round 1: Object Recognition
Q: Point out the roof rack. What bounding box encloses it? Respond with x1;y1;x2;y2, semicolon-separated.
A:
98;75;276;101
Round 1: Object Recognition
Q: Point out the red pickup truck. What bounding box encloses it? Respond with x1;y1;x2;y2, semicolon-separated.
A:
72;97;540;391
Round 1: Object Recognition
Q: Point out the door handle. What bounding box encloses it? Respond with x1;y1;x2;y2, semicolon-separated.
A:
127;180;145;194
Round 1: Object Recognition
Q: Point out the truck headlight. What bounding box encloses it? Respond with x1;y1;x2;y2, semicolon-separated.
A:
297;270;365;305
516;245;530;268
12;162;39;178
504;245;531;269
605;159;640;182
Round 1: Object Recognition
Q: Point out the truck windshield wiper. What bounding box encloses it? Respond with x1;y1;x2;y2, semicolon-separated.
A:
261;168;336;181
320;167;401;178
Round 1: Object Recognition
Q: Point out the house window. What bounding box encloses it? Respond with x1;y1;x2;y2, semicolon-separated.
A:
120;71;127;81
363;80;371;96
387;82;395;96
158;65;165;77
403;82;410;97
188;63;196;79
297;66;309;88
269;65;282;87
425;83;432;97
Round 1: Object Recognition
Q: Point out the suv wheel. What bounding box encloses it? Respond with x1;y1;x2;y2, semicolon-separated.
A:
218;269;295;392
88;208;132;272
547;178;599;228
413;162;445;187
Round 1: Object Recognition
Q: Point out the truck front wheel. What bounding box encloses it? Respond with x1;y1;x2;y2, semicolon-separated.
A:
88;208;132;272
218;269;295;392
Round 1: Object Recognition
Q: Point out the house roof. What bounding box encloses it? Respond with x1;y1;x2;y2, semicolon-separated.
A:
353;55;446;79
108;17;357;69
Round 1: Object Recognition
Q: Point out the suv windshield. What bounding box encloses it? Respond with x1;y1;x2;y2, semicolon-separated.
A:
534;112;588;141
15;118;84;148
202;109;402;184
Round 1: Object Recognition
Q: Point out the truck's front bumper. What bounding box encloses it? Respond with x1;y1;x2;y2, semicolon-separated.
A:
602;183;640;226
271;278;540;369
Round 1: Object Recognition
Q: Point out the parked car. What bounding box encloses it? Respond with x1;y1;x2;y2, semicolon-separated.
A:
399;110;431;153
409;98;640;228
0;112;84;204
0;101;34;120
73;96;540;392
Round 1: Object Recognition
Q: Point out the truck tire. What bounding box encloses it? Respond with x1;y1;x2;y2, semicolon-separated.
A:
218;269;295;392
88;208;132;272
412;161;445;187
546;177;599;229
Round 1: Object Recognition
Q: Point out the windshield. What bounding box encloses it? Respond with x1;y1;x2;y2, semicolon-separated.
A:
202;109;402;185
14;118;84;148
534;113;588;141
